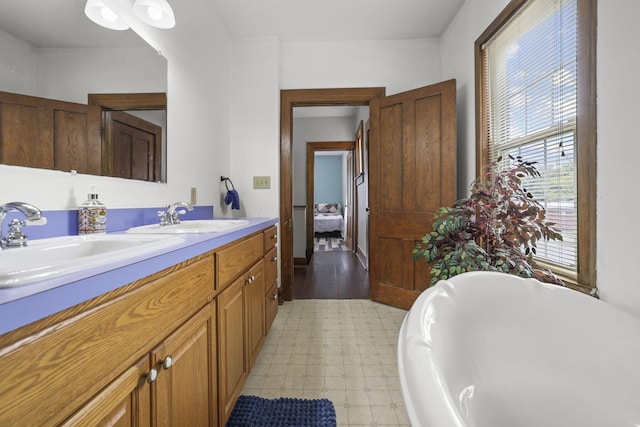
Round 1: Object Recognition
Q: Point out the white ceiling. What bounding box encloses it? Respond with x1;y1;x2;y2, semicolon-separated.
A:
0;0;466;48
0;0;146;48
212;0;466;41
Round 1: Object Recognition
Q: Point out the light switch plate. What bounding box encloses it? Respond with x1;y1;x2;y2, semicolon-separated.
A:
253;176;271;189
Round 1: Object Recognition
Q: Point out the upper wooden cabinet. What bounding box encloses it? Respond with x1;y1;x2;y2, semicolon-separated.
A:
0;91;165;182
0;91;99;175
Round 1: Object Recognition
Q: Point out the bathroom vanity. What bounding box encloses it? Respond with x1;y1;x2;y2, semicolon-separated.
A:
0;219;278;426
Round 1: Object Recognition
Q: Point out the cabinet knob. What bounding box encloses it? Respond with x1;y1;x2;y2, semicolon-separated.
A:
147;367;158;383
162;355;173;370
272;293;278;300
246;277;253;284
271;256;277;262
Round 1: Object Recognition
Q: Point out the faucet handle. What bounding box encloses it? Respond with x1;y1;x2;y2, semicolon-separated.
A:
158;210;170;226
4;219;28;248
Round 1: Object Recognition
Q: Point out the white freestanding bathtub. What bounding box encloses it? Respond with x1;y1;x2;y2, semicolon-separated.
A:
398;271;640;427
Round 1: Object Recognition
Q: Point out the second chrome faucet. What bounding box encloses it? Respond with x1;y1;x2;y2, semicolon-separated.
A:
158;202;193;226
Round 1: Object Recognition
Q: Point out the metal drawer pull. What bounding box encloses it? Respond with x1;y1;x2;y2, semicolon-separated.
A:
147;367;158;383
162;356;173;370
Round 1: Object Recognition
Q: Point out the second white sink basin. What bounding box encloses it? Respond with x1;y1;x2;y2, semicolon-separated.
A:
0;234;184;287
127;219;250;234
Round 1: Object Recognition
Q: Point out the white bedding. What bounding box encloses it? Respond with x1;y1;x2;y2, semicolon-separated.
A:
314;213;343;233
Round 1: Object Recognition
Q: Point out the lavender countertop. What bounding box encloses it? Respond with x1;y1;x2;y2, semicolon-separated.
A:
0;217;278;335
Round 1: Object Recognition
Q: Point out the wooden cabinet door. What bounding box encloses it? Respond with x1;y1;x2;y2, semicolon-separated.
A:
246;260;266;369
152;304;216;427
61;357;151;427
218;275;247;424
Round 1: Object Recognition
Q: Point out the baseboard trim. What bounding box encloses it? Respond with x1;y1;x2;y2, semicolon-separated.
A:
294;257;308;267
356;246;368;271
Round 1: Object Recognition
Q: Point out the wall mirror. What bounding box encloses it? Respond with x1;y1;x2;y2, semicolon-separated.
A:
0;0;168;182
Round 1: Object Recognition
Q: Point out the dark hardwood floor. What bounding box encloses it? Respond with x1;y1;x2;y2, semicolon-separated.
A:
294;251;369;299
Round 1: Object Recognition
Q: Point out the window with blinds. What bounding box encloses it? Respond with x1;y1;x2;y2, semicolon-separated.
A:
476;0;596;292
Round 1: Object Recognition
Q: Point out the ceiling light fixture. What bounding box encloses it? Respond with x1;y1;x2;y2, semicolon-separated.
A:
133;0;176;29
84;0;130;31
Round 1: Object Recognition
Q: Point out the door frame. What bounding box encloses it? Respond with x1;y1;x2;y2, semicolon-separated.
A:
306;141;355;263
280;87;386;301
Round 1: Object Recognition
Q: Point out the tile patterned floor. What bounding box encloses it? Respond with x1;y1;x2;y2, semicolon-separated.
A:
241;299;410;426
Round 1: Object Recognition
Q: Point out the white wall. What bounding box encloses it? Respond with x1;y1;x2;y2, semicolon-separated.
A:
441;0;640;318
227;38;281;218
595;1;640;316
36;47;165;104
440;0;511;198
0;0;232;213
282;39;441;96
0;29;37;95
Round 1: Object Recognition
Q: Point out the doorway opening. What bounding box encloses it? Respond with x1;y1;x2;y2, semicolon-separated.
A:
280;87;386;302
305;141;355;263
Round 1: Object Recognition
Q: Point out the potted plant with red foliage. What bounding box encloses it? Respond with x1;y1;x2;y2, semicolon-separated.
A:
414;156;564;287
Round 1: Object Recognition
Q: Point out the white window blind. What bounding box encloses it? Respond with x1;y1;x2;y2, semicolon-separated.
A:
482;0;578;272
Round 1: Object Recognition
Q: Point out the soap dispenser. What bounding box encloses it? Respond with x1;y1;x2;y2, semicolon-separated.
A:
78;187;107;234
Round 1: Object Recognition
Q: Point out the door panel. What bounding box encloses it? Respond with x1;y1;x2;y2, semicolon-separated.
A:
152;305;214;427
108;111;161;182
369;80;457;310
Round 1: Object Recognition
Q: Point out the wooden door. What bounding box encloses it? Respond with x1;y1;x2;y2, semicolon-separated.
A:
369;80;457;310
61;357;151;427
152;305;215;427
218;276;248;424
107;111;162;182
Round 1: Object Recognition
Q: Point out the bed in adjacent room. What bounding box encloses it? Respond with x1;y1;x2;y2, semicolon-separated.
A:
314;202;343;235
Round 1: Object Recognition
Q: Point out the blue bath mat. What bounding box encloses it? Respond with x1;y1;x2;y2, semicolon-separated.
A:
226;395;337;427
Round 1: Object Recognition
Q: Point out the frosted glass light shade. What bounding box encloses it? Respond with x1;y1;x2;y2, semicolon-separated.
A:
133;0;176;29
84;0;129;31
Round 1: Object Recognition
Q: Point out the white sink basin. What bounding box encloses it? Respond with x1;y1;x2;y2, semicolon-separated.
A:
127;219;250;234
0;234;184;287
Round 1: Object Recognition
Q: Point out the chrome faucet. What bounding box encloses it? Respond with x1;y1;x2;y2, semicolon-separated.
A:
0;202;47;248
158;202;193;226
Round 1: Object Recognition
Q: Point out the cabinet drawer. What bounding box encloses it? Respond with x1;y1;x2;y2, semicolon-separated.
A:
264;246;277;294
265;281;278;333
0;256;214;426
263;225;277;252
217;234;263;290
